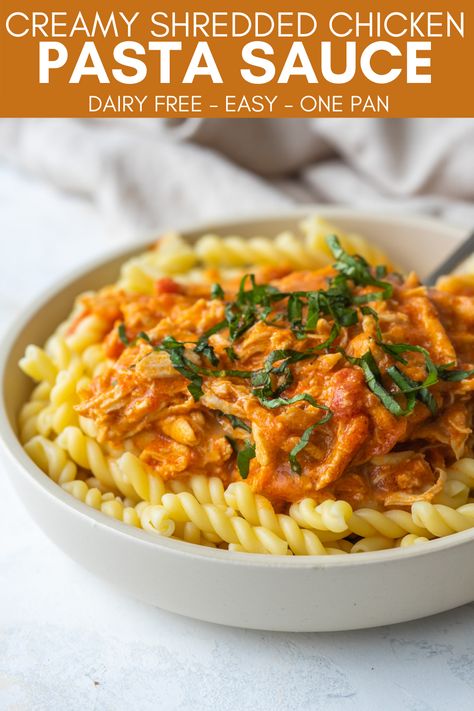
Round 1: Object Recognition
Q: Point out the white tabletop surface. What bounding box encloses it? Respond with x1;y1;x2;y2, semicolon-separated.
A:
1;162;474;711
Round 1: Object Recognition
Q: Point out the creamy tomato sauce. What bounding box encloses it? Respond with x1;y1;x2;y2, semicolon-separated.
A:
75;257;474;512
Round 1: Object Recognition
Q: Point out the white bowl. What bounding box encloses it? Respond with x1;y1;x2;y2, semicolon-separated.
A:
1;207;472;632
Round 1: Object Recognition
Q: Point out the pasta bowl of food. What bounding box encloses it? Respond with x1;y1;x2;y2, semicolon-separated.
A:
1;208;474;632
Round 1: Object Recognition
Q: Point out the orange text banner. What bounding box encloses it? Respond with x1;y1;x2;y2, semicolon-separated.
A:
0;0;472;117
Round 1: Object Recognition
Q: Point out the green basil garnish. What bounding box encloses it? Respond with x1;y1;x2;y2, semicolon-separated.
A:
211;283;225;300
118;323;130;346
237;441;256;479
222;414;251;433
289;406;333;474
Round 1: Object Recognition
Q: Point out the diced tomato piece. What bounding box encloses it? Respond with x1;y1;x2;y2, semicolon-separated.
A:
103;329;125;359
154;278;183;295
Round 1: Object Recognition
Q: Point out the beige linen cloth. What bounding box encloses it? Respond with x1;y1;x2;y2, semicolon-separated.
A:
0;118;473;240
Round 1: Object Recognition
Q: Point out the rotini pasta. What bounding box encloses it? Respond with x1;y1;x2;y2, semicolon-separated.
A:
225;484;346;549
301;215;392;267
44;334;75;371
346;508;432;540
446;458;474;488
161;492;290;554
20;345;58;384
117;217;392;294
432;479;470;508
351;536;395;553
24;435;77;484
18;381;51;444
115;452;167;504
18;220;474;557
63;480;142;527
55;426;130;494
288;498;353;534
411;503;474;537
65;314;109;353
397;534;430;547
118;232;198;293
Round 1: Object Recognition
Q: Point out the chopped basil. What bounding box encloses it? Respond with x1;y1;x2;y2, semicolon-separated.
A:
194;339;219;367
137;331;152;343
237;440;256;479
378;342;438;386
360;305;382;332
343;347;440;417
211;283;225;300
327;235;393;300
199;321;227;340
159;336;204;402
118;323;130;346
222;414;251;432
289;405;333;474
289;424;317;474
257;393;321;410
222;274;286;344
437;365;474;382
352;291;387;305
355;308;444;416
193;321;230;367
287;293;305;338
387;366;437;416
187;380;204;402
225;345;239;361
305;292;321;331
343;350;411;417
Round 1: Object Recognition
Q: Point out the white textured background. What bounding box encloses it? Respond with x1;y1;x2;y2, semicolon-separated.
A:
1;160;474;711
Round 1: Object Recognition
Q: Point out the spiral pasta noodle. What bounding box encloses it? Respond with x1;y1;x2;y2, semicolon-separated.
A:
18;381;52;444
346;508;432;539
397;534;430;547
288;498;353;534
24;435;77;485
119;232;198;293
115;452;167;504
432;479;470;508
117;218;392;294
445;458;474;489
80;343;109;378
55;426;134;496
20;345;58;385
195;233;297;268
301;215;392;267
225;483;344;549
62;480;142;527
19;333;109;446
351;536;395;553
160;491;291;554
411;503;474;537
36;359;84;437
65;313;109;353
44;334;75;371
186;473;228;508
161;489;333;555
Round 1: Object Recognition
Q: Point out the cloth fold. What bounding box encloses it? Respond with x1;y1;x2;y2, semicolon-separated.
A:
0;117;472;241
